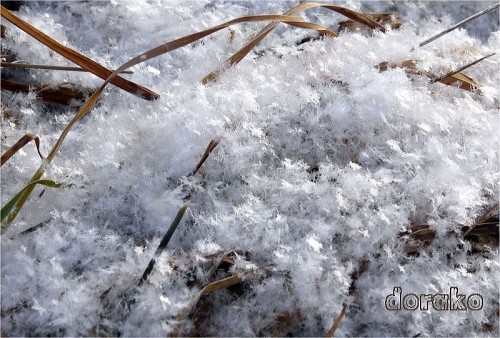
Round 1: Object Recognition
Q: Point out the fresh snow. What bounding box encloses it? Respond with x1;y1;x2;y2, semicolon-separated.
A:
1;1;499;336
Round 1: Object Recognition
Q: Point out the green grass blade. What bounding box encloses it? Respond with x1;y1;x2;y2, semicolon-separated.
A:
1;179;64;227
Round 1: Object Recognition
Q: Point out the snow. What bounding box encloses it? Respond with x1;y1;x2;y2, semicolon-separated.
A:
1;1;499;336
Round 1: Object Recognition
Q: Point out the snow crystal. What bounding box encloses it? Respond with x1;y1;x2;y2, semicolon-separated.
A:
1;1;498;337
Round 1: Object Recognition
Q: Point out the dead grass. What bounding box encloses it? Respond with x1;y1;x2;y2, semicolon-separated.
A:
1;132;43;167
0;2;498;336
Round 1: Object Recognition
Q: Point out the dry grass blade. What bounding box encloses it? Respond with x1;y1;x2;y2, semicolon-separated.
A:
191;138;220;176
201;3;315;84
202;2;386;84
419;3;500;47
402;207;499;255
0;6;157;100
465;223;499;236
199;251;245;292
1;13;349;226
430;53;495;84
129;14;336;70
325;304;347;337
1;133;43;166
320;4;387;31
406;225;436;242
49;14;338;164
378;60;479;92
400;224;436;255
1;61;133;74
138;204;189;286
1;79;89;105
200;274;242;295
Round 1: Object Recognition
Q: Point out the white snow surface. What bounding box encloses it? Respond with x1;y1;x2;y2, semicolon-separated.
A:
1;1;499;336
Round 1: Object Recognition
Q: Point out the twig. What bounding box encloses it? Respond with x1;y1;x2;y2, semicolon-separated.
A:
419;3;500;47
1;61;133;74
430;53;495;84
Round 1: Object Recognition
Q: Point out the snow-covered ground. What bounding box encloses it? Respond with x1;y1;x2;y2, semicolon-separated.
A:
1;1;498;336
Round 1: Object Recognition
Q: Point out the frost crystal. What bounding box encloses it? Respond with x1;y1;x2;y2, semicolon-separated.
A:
1;1;498;337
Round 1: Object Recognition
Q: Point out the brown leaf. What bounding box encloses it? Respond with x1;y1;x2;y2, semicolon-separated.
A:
259;309;303;337
438;72;478;91
1;79;89;105
171;274;245;337
338;13;402;32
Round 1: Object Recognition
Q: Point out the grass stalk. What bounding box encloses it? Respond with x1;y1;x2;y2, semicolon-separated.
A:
1;177;63;229
325;304;347;337
0;5;158;100
1;61;133;74
1;13;344;227
419;3;500;47
191;138;220;176
138;204;189;286
202;2;386;83
430;53;495;84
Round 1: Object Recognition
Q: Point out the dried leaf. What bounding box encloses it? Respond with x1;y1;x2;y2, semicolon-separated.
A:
172;274;245;337
438;72;478;91
259;310;303;337
338;13;402;32
1;79;89;105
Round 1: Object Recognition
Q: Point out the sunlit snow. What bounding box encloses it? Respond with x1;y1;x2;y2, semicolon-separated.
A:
1;1;498;336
